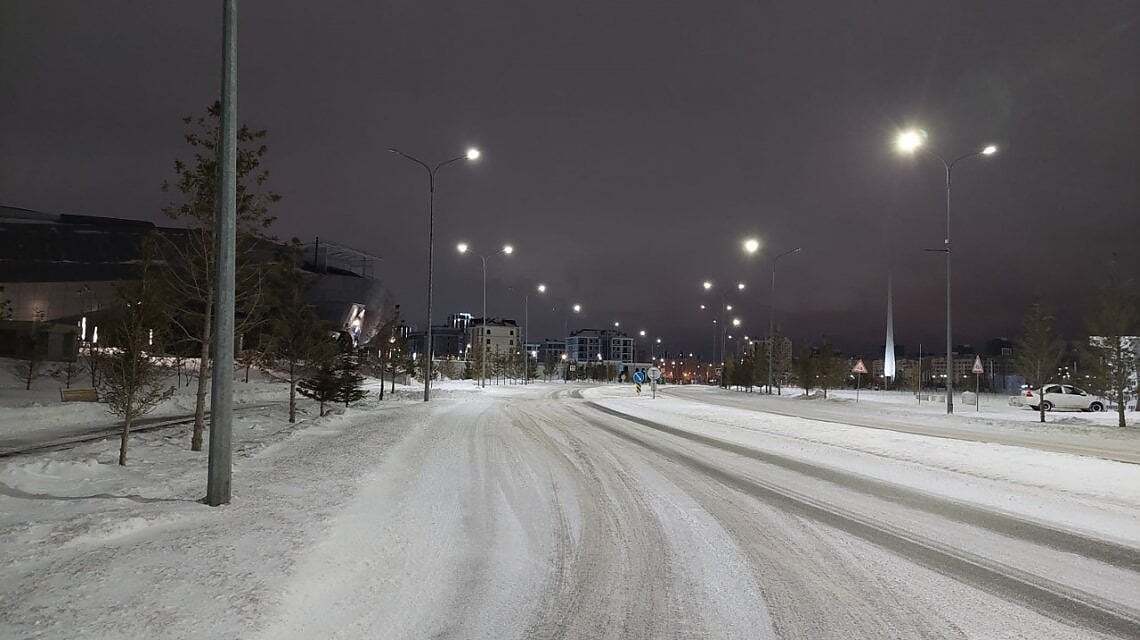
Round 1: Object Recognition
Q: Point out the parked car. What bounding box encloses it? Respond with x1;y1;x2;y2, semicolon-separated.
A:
1009;384;1107;412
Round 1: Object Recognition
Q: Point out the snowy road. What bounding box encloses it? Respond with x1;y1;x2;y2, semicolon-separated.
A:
3;383;1139;639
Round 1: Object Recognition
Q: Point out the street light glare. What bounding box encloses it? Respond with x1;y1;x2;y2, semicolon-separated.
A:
456;242;468;254
982;144;998;156
614;321;620;328
502;244;514;255
466;147;481;161
732;318;741;327
572;304;582;313
736;282;746;291
537;283;547;293
702;280;713;290
743;238;760;254
895;129;925;154
639;330;646;336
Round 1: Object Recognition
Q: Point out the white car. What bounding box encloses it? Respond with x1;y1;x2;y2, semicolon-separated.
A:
1010;384;1107;412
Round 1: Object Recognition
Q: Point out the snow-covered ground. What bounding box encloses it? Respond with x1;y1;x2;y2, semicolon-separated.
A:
2;379;1137;638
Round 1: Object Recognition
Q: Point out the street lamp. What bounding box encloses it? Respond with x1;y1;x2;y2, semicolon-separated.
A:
389;145;481;401
456;240;510;388
573;303;582;313
523;280;547;385
895;128;998;414
764;246;802;394
743;238;761;254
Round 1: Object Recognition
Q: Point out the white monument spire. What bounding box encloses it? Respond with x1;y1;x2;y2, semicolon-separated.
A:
884;273;896;380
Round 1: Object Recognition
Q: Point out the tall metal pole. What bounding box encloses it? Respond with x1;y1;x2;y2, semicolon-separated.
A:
944;164;954;414
206;0;237;507
389;149;475;401
481;256;487;388
424;173;435;401
523;294;529;384
768;265;775;395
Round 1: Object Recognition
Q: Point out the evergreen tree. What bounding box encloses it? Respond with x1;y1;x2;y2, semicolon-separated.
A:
793;347;816;396
814;341;845;398
337;351;368;407
1014;301;1064;423
298;359;339;417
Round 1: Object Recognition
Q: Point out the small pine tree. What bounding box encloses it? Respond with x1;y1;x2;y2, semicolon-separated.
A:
337;351;368;407
298;359;339;416
814;342;845;399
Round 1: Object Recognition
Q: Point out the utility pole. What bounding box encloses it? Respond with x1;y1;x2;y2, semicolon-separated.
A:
206;0;237;507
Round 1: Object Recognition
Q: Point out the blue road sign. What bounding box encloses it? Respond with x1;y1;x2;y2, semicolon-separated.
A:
633;370;646;384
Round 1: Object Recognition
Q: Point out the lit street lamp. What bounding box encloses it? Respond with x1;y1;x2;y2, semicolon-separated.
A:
751;243;803;395
390;145;481;401
895;128;998;414
456;240;510;388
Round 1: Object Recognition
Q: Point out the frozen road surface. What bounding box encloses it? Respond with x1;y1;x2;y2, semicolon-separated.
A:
3;383;1140;639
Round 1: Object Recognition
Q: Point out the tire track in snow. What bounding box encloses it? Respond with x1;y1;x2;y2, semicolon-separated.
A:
574;402;1140;639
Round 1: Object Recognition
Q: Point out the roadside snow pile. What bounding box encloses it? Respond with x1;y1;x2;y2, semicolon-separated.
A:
0;457;122;495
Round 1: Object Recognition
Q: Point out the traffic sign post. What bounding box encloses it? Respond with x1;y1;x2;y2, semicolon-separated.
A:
648;366;661;399
972;355;984;411
633;369;646;395
852;359;868;402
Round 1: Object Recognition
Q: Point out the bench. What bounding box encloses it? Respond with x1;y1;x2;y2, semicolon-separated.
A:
60;388;99;402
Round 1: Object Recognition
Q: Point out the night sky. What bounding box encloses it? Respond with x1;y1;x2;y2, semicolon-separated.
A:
3;2;1137;357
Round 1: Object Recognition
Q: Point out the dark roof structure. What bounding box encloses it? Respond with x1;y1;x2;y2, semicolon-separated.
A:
0;205;159;282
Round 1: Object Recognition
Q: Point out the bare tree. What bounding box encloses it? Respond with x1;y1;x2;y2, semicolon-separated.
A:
98;264;174;466
7;321;46;390
1081;271;1137;428
1014;301;1064;423
263;263;335;423
152;102;280;451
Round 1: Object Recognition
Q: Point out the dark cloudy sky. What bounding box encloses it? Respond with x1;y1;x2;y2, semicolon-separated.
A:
3;1;1137;357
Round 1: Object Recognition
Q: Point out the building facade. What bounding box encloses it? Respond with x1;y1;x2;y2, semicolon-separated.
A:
565;328;634;364
467;317;521;356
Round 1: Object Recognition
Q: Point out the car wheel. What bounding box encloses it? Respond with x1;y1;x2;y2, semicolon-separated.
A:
1090;402;1104;412
1042;400;1054;411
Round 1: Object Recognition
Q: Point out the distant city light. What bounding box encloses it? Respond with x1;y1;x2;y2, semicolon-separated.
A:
736;282;746;291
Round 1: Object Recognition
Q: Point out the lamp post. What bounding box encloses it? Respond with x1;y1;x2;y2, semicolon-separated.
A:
390;146;480;402
457;241;510;388
755;245;802;395
206;0;238;507
700;280;745;365
895;129;998;414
